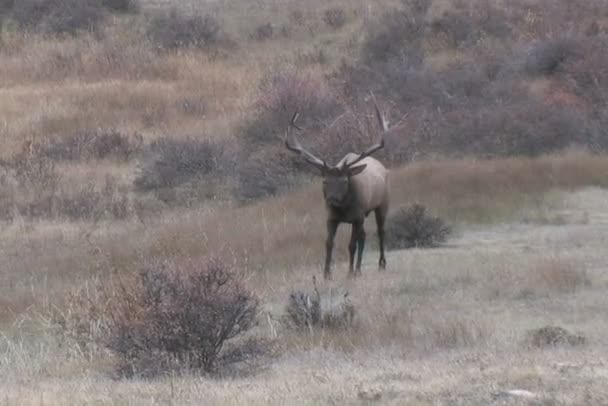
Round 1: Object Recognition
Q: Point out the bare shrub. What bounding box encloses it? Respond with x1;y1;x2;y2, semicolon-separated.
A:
146;10;221;50
528;258;590;294
430;0;513;48
361;0;429;65
234;148;300;203
235;69;340;201
105;258;260;377
10;0;106;35
43;129;143;162
253;23;273;41
134;137;225;193
524;37;584;76
0;155;61;220
290;10;305;26
285;279;355;330
526;325;586;348
242;69;341;147
101;0;139;13
0;152;132;221
55;178;131;220
385;204;451;250
323;8;347;29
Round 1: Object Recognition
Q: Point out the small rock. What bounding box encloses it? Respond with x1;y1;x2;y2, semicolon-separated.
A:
493;389;538;400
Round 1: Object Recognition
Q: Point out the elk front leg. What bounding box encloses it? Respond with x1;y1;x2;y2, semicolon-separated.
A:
347;223;358;277
324;220;339;280
354;220;365;276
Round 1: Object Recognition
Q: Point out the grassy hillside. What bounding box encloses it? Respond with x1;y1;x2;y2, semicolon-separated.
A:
1;0;608;403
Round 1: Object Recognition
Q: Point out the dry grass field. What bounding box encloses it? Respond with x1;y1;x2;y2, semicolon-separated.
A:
2;0;608;404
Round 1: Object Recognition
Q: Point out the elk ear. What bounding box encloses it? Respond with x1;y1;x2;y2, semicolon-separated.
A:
347;164;367;176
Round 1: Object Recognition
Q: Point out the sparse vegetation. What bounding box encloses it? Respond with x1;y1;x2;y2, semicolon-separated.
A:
323;8;347;29
146;10;222;50
2;0;608;403
104;258;260;377
385;204;451;249
43;129;143;162
526;325;586;348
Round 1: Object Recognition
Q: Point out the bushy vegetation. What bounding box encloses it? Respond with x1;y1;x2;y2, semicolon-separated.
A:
342;0;608;161
385;204;451;249
43;129;143;161
146;10;222;50
103;258;260;377
285;279;355;330
323;7;347;29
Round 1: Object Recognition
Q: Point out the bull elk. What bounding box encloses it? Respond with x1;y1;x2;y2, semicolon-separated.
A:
285;103;389;280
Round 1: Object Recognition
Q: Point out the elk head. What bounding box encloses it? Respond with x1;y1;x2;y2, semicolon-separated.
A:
285;104;388;207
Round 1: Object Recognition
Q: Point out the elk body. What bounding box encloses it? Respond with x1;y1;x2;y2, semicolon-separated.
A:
285;105;389;280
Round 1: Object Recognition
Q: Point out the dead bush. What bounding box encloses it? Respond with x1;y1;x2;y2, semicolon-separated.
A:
385;204;451;250
323;8;346;29
54;178;131;220
10;0;106;35
105;258;260;377
526;325;586;348
242;69;341;148
0;155;132;221
524;37;584;76
233;147;301;203
253;23;273;41
285;279;355;330
0;156;61;220
430;0;513;48
101;0;138;13
146;10;221;50
43;129;143;162
361;0;429;65
134;137;225;193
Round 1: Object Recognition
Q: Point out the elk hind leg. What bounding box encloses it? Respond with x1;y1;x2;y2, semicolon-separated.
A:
375;207;387;270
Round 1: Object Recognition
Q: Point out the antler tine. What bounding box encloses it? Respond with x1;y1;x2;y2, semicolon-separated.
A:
285;111;327;169
345;97;388;168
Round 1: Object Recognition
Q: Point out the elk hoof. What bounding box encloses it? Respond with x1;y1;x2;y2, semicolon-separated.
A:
324;271;333;281
379;259;386;271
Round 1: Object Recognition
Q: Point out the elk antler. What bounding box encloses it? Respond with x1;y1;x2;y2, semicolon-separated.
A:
344;97;388;169
285;111;327;170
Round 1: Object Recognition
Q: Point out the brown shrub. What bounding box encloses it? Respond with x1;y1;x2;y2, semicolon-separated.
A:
252;23;273;41
43;129;143;162
242;69;341;148
526;325;586;348
0;154;132;221
101;0;138;13
134;137;227;194
105;258;260;377
10;0;106;35
234;69;341;202
385;204;451;250
285;279;355;331
146;10;222;50
524;37;584;76
323;8;347;29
